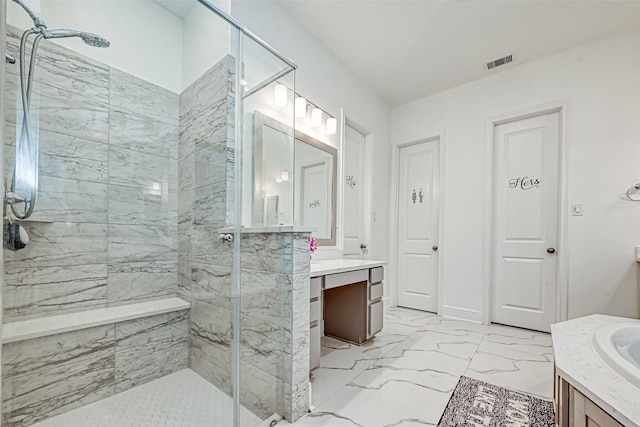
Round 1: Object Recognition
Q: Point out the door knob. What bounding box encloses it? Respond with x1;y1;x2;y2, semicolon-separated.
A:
360;243;367;250
432;245;438;251
547;248;556;254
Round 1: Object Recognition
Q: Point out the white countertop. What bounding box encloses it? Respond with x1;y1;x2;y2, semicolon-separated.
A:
310;259;386;277
551;314;640;426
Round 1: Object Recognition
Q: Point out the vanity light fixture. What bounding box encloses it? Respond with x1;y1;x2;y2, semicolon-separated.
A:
295;97;307;117
326;117;337;135
311;108;323;127
294;93;337;135
274;84;288;107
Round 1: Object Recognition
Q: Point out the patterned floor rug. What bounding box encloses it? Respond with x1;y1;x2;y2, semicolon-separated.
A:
438;376;555;427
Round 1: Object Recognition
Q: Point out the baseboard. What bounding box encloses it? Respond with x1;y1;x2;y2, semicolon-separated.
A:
441;305;483;324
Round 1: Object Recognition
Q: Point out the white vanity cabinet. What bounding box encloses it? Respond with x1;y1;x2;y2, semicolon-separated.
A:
309;260;386;371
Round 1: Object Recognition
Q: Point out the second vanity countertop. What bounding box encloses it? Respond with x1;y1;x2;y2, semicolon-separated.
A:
551;314;640;427
310;259;386;277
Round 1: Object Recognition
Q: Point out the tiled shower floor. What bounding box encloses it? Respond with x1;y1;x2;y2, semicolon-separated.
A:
31;369;262;427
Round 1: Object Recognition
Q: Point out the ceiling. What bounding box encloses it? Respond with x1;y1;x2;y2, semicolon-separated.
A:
277;1;640;107
152;0;196;19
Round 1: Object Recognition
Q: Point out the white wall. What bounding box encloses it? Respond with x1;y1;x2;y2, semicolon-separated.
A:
391;26;640;321
7;0;184;93
231;0;392;265
182;0;230;90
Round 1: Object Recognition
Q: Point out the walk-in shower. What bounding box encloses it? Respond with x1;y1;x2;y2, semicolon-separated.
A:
7;0;110;220
1;0;303;426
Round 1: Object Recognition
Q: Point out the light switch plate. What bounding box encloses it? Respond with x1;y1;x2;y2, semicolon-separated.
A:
572;203;584;216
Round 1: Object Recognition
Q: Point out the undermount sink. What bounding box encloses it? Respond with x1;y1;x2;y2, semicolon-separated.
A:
593;321;640;389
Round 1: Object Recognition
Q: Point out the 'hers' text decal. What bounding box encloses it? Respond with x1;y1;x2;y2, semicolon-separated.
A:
509;176;540;190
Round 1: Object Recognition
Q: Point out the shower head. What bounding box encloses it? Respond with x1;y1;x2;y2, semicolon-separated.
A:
45;29;110;48
80;34;110;48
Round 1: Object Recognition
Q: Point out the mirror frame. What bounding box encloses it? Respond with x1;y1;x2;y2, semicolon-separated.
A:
254;111;338;245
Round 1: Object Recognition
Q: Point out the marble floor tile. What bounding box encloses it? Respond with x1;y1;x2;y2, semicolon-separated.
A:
301;308;555;426
464;341;554;399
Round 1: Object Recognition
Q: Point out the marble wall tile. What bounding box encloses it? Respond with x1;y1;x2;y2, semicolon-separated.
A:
283;328;311;388
192;224;233;266
107;224;177;264
284;233;311;276
177;258;192;300
2;353;115;427
2;325;116;427
190;299;232;350
240;233;288;273
110;67;179;124
179;57;231;124
109;108;179;160
177;221;192;259
115;334;187;393
115;311;188;392
179;97;229;153
37;175;108;223
108;145;177;192
191;262;231;309
4;222;107;269
4;127;109;183
5;26;109;100
240;314;283;375
108;183;177;227
282;275;311;334
107;260;177;304
239;359;279;421
189;335;232;395
179;152;195;193
2;325;114;377
178;186;194;225
193;181;227;226
240;269;283;325
4;72;109;143
4;264;107;321
282;377;310;423
194;144;228;189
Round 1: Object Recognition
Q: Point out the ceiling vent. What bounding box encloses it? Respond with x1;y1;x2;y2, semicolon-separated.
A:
486;55;513;70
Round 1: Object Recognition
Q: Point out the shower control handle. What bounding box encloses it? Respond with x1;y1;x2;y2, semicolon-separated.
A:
547;248;556;254
219;233;234;243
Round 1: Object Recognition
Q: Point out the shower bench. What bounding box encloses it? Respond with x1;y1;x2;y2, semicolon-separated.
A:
1;297;191;427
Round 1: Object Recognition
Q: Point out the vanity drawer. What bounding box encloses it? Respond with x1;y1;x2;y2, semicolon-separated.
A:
369;283;383;301
370;267;384;284
325;269;368;290
310;300;321;323
369;300;384;336
310;277;322;299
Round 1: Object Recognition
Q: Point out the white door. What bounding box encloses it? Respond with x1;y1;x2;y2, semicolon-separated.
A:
343;124;367;259
492;112;560;332
397;140;440;312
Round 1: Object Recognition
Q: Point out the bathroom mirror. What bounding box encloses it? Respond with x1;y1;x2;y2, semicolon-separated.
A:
254;112;337;245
